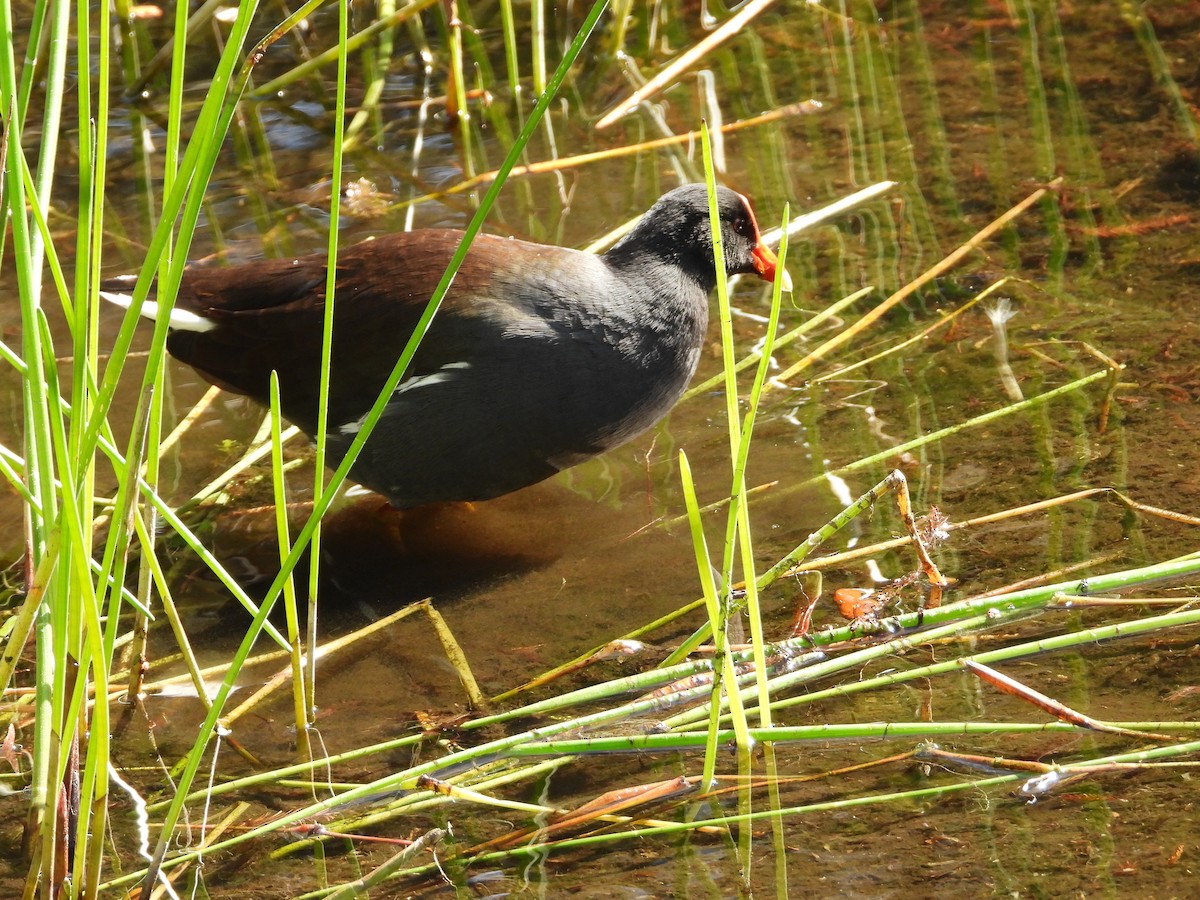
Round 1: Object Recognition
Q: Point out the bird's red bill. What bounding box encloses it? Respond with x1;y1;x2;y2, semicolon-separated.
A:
751;242;781;283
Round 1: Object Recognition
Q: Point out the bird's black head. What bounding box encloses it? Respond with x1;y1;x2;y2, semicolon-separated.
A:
607;184;778;291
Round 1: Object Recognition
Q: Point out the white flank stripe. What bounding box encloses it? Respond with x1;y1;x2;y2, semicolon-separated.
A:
338;362;471;435
394;361;471;395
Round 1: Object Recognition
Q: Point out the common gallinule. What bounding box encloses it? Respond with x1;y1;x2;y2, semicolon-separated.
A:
103;184;783;507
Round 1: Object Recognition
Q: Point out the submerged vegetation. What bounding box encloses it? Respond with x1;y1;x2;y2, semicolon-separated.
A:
2;0;1199;896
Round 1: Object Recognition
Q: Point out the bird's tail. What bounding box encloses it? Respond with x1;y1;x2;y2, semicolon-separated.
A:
99;276;214;333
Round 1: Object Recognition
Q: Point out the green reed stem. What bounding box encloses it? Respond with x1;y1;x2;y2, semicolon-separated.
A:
270;373;310;759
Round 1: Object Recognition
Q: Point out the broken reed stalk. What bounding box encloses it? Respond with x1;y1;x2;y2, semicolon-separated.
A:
594;0;787;129
767;177;1065;388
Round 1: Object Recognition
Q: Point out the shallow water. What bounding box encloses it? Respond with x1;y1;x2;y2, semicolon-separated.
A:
3;0;1200;895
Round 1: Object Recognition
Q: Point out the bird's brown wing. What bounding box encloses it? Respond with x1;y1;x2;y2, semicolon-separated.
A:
165;230;508;433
